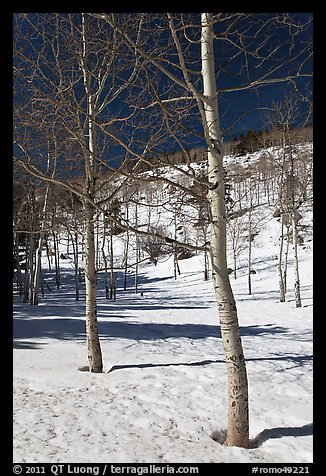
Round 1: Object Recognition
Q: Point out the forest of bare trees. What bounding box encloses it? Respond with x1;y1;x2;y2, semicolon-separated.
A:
13;13;312;449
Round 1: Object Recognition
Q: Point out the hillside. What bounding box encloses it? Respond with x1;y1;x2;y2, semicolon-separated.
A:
13;143;313;463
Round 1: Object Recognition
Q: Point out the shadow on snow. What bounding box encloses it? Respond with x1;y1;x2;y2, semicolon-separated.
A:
14;312;294;345
249;422;313;448
106;354;312;373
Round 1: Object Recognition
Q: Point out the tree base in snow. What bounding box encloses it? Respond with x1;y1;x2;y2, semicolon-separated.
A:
79;365;113;373
78;366;89;372
210;428;227;444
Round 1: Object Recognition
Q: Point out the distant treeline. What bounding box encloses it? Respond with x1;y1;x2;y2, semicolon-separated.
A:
123;123;313;173
224;123;313;157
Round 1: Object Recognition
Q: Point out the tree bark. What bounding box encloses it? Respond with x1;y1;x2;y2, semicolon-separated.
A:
52;229;61;289
23;235;30;303
201;13;249;448
81;12;103;372
28;231;35;305
109;220;115;300
134;201;139;294
44;236;52;271
123;203;130;291
278;218;286;303
84;202;103;373
14;233;23;297
31;182;50;305
101;213;110;299
247;208;252;296
69;229;80;301
204;247;209;281
283;224;290;295
292;214;302;308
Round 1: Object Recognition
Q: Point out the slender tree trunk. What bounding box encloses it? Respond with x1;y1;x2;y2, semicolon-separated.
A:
109;221;115;300
135;241;139;293
75;232;80;300
14;233;23;297
96;217;100;269
23;235;30;303
134;201;139;294
173;246;180;279
204;247;209;281
292;215;302;308
70;230;80;301
278;218;286;302
248;209;252;296
233;249;237;280
67;232;70;255
31;182;50;305
31;250;42;305
101;214;110;299
201;13;249;448
289;138;302;308
123;203;130;291
52;230;61;289
28;233;35;305
28;191;37;304
81;12;103;372
173;214;181;279
283;224;290;294
44;236;52;271
84;201;103;373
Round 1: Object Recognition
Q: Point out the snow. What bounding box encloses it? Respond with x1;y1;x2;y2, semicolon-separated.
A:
13;145;313;463
223;142;313;168
13;253;312;463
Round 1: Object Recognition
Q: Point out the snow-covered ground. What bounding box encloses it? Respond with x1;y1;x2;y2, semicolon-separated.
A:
13;226;313;463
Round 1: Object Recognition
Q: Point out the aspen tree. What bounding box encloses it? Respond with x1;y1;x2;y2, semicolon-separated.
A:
80;13;103;372
201;13;249;447
89;11;311;447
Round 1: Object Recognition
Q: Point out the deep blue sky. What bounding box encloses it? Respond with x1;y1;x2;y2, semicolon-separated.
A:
213;12;313;138
220;80;312;140
13;12;313;165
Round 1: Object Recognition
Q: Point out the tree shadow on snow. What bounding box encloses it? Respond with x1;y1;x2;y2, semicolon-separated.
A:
107;353;312;373
249;422;313;448
107;358;224;373
14;317;293;344
13;340;47;350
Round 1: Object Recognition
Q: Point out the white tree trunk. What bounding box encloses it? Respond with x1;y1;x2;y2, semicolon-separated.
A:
14;234;23;297
283;224;290;294
201;13;249;448
247;208;253;296
84;202;103;372
69;229;80;301
123;202;130;291
23;235;29;303
52;229;60;289
109;221;115;300
101;213;110;299
278;218;286;303
134;201;139;294
81;13;103;372
292;215;302;308
31;182;50;305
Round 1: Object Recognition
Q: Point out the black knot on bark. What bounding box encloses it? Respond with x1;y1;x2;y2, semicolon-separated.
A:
209;181;219;191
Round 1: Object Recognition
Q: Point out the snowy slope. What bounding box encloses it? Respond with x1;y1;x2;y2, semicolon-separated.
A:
13;252;312;462
13;144;313;463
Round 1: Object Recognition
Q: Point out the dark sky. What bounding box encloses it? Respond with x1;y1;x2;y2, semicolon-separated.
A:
213;12;313;138
220;80;312;140
13;12;313;163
